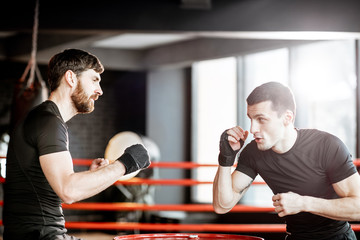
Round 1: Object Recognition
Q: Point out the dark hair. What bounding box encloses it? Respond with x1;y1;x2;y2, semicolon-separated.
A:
47;49;104;92
246;82;296;116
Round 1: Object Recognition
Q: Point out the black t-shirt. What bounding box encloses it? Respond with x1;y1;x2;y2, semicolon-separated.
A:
3;101;69;240
236;129;357;239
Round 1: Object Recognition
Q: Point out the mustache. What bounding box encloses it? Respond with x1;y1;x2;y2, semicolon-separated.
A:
91;94;100;101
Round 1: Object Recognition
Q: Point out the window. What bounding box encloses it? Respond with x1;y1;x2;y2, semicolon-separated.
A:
291;41;356;156
191;57;237;203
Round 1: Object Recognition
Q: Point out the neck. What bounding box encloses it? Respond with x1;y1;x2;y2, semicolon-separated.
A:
48;92;77;122
272;126;297;154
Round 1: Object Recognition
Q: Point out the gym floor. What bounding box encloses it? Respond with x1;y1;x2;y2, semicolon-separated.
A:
72;232;115;240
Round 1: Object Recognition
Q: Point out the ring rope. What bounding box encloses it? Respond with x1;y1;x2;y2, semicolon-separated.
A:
0;219;359;233
61;202;275;213
65;222;287;232
0;201;274;212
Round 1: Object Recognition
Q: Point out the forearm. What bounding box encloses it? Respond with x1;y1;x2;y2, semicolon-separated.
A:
212;167;253;214
62;160;125;204
304;195;360;221
214;127;250;213
213;167;235;213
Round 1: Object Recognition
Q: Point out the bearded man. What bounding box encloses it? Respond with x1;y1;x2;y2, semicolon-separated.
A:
3;49;151;240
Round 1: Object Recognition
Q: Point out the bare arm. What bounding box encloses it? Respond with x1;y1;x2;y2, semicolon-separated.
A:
213;167;253;214
273;172;360;221
213;126;251;214
40;151;126;204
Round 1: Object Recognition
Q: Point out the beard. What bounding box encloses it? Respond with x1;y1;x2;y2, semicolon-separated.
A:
71;82;95;113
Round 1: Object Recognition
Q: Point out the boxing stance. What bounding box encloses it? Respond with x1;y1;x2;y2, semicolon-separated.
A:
3;49;150;240
213;82;360;240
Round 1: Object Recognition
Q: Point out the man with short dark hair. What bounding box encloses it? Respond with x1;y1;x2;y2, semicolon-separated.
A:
213;81;360;239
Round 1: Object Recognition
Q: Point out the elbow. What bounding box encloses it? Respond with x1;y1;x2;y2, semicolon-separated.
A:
61;197;75;205
58;188;79;205
213;203;231;214
59;193;76;205
214;208;229;214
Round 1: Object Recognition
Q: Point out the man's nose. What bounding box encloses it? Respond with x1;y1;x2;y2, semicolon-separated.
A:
95;86;103;96
250;121;258;134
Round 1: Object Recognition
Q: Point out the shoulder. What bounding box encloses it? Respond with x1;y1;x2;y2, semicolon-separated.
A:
241;140;259;155
239;140;267;161
298;128;351;163
24;102;67;138
297;128;343;147
27;101;64;124
298;128;329;139
236;140;264;179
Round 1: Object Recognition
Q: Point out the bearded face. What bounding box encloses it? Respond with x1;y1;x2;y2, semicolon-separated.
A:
71;80;95;113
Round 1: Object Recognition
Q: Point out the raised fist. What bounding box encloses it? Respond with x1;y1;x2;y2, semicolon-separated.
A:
117;144;151;175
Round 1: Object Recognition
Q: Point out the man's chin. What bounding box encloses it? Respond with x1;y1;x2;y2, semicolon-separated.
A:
79;109;94;114
81;108;94;114
77;104;94;114
256;143;270;151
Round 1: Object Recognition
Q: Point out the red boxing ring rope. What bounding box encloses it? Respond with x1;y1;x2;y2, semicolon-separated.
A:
64;222;287;232
61;202;275;213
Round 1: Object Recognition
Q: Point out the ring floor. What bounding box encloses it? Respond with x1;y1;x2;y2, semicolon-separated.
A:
72;232;115;240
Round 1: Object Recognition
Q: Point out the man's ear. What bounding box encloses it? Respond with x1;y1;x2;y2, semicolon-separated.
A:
283;110;295;126
64;70;76;87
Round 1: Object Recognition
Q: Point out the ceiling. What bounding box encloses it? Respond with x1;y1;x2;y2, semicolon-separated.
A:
1;0;360;71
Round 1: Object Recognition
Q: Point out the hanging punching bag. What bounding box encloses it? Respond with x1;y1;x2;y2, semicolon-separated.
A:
9;0;47;134
9;64;48;133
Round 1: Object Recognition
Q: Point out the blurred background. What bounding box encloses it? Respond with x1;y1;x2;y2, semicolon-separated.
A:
0;0;360;239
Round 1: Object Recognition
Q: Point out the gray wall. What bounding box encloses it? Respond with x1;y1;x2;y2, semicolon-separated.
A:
146;67;190;204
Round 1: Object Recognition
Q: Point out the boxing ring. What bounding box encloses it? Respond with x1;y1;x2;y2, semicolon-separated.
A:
1;157;360;238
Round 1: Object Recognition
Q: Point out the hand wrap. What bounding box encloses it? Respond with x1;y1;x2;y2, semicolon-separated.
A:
218;130;244;166
117;144;151;175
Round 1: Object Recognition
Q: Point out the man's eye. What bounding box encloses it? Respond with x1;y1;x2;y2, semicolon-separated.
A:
258;118;266;122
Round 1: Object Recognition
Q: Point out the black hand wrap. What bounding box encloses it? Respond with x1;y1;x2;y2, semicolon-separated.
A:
117;144;151;175
218;130;243;166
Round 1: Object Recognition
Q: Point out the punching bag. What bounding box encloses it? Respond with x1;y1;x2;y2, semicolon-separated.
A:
9;64;48;133
9;0;47;133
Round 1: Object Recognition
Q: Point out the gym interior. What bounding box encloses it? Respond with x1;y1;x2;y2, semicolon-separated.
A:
0;0;360;239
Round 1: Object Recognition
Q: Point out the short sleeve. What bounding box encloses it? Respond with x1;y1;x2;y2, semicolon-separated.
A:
25;111;68;156
323;135;357;184
235;141;258;180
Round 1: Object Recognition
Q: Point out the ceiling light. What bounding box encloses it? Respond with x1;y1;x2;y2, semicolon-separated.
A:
93;33;195;50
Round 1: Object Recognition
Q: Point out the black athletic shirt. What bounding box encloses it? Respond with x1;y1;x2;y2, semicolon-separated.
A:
236;129;357;239
3;101;69;240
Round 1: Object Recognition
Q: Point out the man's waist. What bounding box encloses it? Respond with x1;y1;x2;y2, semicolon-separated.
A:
286;219;350;240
